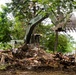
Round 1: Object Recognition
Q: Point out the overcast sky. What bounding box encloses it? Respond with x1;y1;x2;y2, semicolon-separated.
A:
0;0;11;4
0;0;76;41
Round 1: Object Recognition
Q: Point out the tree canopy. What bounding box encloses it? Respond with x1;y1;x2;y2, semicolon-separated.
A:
45;33;73;53
0;5;12;42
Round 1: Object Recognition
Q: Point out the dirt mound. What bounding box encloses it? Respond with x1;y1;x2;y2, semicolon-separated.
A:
0;44;76;71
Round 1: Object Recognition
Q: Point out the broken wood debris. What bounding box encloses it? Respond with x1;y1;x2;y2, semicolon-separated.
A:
0;44;76;70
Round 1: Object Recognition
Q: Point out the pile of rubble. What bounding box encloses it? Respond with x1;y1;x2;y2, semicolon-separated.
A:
0;44;76;70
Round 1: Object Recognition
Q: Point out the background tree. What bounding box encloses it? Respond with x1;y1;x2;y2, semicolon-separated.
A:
11;16;25;40
7;0;76;35
43;33;74;53
0;5;12;43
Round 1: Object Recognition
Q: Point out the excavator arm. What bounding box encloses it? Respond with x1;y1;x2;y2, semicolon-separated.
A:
24;13;48;44
24;7;70;44
24;8;56;44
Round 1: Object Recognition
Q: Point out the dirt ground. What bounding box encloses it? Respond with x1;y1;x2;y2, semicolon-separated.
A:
0;70;76;75
0;68;76;75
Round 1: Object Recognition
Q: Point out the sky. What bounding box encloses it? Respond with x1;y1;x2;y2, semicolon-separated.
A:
0;0;76;41
0;0;11;4
0;0;11;11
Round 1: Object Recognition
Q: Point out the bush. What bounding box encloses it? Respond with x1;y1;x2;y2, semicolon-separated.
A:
0;43;12;50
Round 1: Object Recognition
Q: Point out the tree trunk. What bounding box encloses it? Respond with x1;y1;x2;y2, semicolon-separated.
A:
54;31;58;53
75;50;76;62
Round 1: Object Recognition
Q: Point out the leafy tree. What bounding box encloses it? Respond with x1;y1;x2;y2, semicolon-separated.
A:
7;0;76;36
7;0;76;33
0;5;12;43
44;33;73;53
11;17;25;39
7;0;33;24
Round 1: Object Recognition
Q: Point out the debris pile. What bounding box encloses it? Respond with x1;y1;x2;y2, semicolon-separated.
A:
0;44;76;70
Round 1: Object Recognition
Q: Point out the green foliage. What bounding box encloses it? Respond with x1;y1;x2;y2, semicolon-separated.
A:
36;24;74;53
11;17;25;39
0;6;13;43
7;0;32;23
0;43;12;50
44;33;73;53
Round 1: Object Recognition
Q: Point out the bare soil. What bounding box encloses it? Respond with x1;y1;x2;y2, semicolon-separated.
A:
0;66;76;75
0;69;76;75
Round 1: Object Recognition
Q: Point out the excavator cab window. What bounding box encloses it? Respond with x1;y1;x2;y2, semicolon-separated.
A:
31;34;40;44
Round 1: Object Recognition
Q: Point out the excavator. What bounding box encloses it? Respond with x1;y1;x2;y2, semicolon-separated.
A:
24;5;71;44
